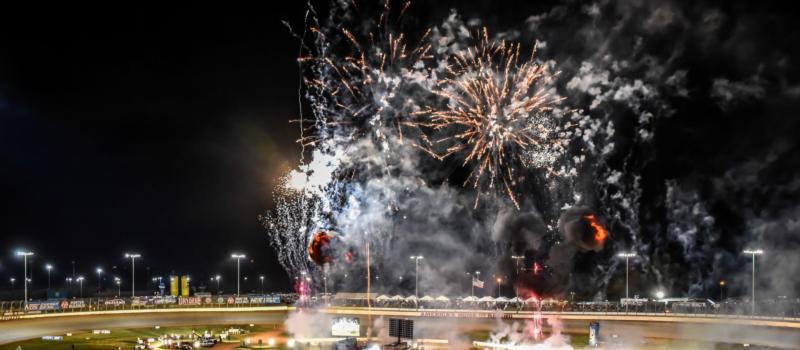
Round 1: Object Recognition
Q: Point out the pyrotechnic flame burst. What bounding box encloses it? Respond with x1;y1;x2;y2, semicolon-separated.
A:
584;214;608;244
417;28;568;209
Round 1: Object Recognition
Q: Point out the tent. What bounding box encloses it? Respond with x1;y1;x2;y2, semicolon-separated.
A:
462;296;478;302
420;296;435;302
509;297;522;303
478;296;496;303
405;295;418;302
376;295;390;301
524;296;539;303
390;295;404;301
495;297;510;303
435;296;450;302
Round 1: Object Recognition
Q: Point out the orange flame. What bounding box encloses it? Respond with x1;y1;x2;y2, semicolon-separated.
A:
584;214;608;244
308;231;333;264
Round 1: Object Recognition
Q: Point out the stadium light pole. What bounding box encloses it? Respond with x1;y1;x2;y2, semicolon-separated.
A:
114;277;121;297
124;253;141;297
617;252;637;299
719;280;726;301
743;249;763;315
215;275;221;293
409;256;423;300
77;276;85;297
259;275;265;294
96;267;103;290
231;253;246;296
476;271;481;296
16;251;34;306
511;256;524;297
466;272;474;297
45;264;53;292
496;277;502;298
10;277;15;288
511;256;524;274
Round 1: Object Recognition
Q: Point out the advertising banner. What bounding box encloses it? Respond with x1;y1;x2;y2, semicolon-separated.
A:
59;300;86;309
153;296;177;305
103;299;126;306
249;296;281;304
25;301;61;311
180;275;190;297
178;297;202;306
331;317;360;337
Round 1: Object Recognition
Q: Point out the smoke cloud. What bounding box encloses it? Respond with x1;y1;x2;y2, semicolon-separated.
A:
264;0;800;302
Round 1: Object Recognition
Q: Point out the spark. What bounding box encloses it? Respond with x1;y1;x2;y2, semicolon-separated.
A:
417;28;567;208
296;1;432;150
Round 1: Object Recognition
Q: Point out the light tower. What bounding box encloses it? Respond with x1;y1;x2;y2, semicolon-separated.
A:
77;276;85;296
16;251;34;306
230;253;246;296
96;267;103;290
45;264;53;291
409;256;424;300
743;249;764;315
124;253;141;297
511;256;524;296
617;252;637;299
114;277;121;297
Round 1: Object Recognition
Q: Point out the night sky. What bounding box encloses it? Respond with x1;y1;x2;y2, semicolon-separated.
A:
1;1;800;298
0;4;313;292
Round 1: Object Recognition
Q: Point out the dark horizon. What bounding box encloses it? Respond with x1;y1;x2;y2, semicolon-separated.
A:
0;4;314;293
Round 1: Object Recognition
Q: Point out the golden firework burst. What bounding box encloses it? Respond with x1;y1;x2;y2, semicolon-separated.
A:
417;28;566;209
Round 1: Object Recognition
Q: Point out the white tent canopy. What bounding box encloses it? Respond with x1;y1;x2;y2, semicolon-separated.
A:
478;296;496;303
435;296;450;302
405;295;418;301
390;295;404;301
495;297;510;303
376;295;390;301
462;296;478;302
524;296;539;303
509;297;522;303
420;295;435;302
541;298;562;305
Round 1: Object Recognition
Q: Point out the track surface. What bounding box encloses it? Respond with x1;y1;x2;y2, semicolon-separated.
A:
0;310;286;345
2;307;800;349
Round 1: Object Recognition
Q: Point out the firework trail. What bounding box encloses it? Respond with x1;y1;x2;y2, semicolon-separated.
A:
259;175;319;278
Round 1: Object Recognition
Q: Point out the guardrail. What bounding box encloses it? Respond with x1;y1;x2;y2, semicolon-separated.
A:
322;305;800;325
3;294;800;323
0;294;297;321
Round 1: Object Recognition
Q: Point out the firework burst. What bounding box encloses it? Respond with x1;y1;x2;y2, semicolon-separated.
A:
418;28;568;209
297;0;433;150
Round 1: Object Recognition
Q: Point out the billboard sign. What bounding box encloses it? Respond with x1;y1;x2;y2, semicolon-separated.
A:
26;301;60;311
60;300;85;309
178;297;202;306
331;317;360;337
104;299;126;306
249;296;281;304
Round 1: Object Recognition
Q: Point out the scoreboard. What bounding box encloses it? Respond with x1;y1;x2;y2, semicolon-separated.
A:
388;318;414;340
